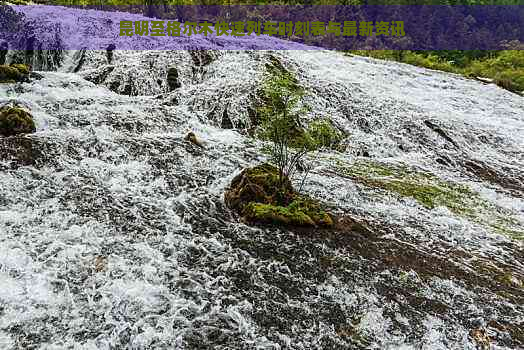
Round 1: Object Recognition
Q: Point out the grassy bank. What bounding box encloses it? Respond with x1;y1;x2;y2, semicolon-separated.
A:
348;50;524;95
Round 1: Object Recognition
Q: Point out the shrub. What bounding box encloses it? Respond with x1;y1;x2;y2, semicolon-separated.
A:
257;59;316;190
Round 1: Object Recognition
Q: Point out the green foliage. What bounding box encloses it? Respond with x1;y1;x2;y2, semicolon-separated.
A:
350;50;524;94
465;50;524;93
257;57;316;188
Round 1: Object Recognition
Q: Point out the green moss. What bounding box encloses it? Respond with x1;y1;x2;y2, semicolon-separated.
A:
0;65;23;81
225;163;334;228
225;163;294;211
0;106;36;136
336;160;523;240
242;195;333;228
10;63;30;75
495;272;523;288
339;160;476;215
287;195;334;227
308;119;344;150
0;64;30;83
243;202;316;226
264;54;301;92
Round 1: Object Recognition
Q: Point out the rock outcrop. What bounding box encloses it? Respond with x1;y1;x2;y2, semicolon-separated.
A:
0;104;36;136
225;163;333;227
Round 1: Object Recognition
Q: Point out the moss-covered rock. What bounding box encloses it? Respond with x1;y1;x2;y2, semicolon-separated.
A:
0;64;30;83
9;63;30;75
225;163;294;211
0;106;36;136
241;195;334;228
225;163;333;228
242;202;316;226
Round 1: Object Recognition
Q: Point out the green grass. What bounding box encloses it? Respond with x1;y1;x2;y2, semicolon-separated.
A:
348;50;524;94
336;159;524;239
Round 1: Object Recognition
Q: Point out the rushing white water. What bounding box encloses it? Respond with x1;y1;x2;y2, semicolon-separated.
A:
0;5;523;350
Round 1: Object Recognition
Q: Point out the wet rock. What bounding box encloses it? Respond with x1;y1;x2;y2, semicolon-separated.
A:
220;106;233;129
106;43;116;64
167;67;181;90
29;71;44;80
0;40;8;65
436;154;453;167
0;136;35;167
356;117;372;133
424;120;458;148
122;83;132;96
83;65;115;85
162;96;179;106
0;105;36;136
462;159;524;196
72;48;87;73
334;216;373;236
184;132;204;148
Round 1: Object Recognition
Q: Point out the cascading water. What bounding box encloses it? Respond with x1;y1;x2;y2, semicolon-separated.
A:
0;4;523;350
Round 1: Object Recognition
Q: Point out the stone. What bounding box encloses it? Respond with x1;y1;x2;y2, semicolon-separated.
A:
0;105;36;136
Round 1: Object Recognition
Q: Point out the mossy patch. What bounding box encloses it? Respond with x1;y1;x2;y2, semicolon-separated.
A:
243;202;316;226
225;163;333;228
242;196;333;227
225;163;294;211
0;106;36;137
308;118;345;150
336;159;523;239
264;55;301;91
9;63;30;75
0;64;30;83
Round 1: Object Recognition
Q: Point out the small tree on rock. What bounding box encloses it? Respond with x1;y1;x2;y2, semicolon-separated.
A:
257;68;316;193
